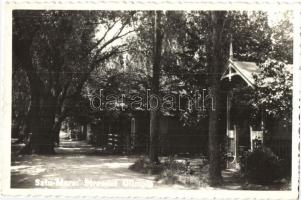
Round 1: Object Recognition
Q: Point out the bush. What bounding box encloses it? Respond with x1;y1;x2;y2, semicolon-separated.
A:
129;156;210;188
129;157;164;174
241;148;286;185
157;157;210;187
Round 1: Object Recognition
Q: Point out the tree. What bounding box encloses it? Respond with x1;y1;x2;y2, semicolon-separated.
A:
252;12;293;124
157;11;276;184
270;11;293;63
253;59;292;125
207;11;227;185
11;67;31;141
149;11;163;163
119;11;164;162
230;11;293;128
161;11;211;127
159;11;227;184
13;10;134;154
160;11;274;128
227;11;273;63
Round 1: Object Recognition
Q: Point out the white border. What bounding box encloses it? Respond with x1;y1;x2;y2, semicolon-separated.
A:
1;1;300;199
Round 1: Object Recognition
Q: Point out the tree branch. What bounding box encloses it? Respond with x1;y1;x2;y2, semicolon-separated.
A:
89;19;120;53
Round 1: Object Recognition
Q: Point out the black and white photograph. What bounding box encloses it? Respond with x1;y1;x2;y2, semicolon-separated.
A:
1;2;300;198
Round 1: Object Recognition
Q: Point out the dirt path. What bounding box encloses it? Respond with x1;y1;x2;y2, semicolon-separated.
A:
11;140;290;190
11;140;157;189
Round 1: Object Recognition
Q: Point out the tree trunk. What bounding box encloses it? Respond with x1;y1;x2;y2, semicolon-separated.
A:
82;123;87;140
149;110;160;163
208;11;226;186
20;85;56;154
149;11;163;164
53;120;62;146
12;118;22;141
16;116;29;143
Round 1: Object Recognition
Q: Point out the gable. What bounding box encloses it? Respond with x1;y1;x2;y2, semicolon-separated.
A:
221;60;293;88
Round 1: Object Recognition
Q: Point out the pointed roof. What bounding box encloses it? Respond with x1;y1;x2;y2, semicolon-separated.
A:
221;59;293;88
221;40;293;88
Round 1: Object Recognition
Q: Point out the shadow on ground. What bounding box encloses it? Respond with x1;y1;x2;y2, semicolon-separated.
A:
11;140;290;190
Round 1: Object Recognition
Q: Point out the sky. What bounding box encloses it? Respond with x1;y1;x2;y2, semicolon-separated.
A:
267;10;292;26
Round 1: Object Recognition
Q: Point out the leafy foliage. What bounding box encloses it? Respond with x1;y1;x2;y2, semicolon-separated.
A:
13;10;137;151
270;11;293;63
12;10;293;156
160;11;274;126
227;11;293;127
228;11;273;62
253;59;292;122
241;148;287;184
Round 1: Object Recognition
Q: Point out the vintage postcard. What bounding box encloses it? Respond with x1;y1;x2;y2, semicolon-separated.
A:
0;0;300;199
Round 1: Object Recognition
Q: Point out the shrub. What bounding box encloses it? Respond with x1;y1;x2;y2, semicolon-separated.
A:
129;157;164;174
130;156;210;188
241;148;286;185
